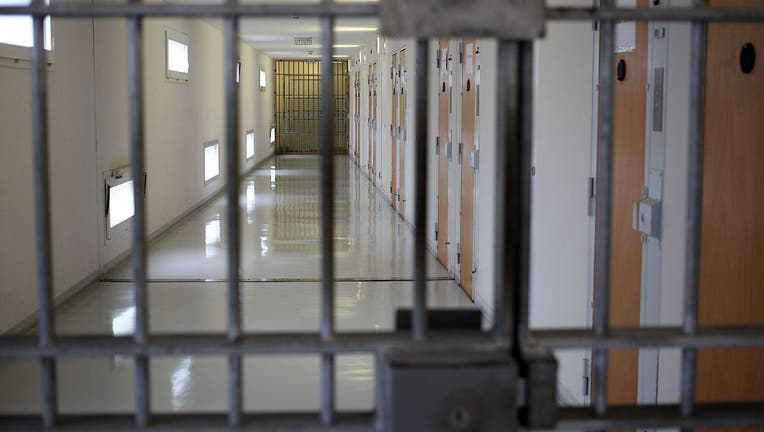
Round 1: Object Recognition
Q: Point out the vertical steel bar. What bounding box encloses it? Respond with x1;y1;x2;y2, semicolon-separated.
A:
513;41;534;353
593;0;616;416
493;40;520;344
412;38;429;341
319;10;336;425
681;0;707;424
30;3;56;427
127;2;149;426
223;5;243;426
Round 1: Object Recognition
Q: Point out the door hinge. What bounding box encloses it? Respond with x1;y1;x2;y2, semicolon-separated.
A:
457;242;461;264
469;149;479;170
458;142;463;158
435;222;439;241
459;43;463;64
436;48;441;69
582;357;591;397
390;181;393;194
435;136;440;155
390;66;394;80
587;177;596;217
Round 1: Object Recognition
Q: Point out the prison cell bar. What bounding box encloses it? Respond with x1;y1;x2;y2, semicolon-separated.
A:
2;4;764;20
223;1;243;426
592;0;616;418
681;0;708;427
6;1;764;431
493;40;519;345
412;38;428;341
30;0;56;427
319;6;336;425
125;0;150;425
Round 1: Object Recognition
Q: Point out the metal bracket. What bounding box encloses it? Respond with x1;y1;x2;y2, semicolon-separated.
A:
435;136;440;155
381;348;517;432
380;0;545;39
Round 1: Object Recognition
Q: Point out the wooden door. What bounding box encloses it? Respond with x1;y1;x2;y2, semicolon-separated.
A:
392;53;399;206
368;64;374;177
696;0;764;411
399;50;407;216
437;39;450;266
593;0;649;406
459;38;477;298
356;71;361;163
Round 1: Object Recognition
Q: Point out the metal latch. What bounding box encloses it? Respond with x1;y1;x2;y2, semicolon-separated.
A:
632;197;662;239
469;149;479;170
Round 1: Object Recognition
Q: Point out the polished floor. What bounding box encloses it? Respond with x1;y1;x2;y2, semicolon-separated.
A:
0;154;474;414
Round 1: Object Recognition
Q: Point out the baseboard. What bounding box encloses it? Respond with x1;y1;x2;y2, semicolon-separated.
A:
4;152;274;335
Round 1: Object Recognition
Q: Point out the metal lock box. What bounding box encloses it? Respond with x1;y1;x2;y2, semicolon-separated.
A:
632;197;662;239
382;349;517;432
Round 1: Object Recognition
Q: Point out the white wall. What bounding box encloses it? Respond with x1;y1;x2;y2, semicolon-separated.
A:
0;7;99;332
0;2;274;333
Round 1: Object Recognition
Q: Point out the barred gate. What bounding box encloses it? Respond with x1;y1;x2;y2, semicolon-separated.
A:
0;0;763;431
274;59;349;154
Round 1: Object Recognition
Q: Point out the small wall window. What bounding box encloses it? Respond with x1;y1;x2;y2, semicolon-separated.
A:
245;130;255;160
166;28;189;81
270;126;276;145
107;178;135;229
204;140;220;183
259;67;267;89
0;0;53;61
236;60;241;84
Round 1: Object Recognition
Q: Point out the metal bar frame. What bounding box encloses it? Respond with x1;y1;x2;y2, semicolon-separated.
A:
3;0;764;430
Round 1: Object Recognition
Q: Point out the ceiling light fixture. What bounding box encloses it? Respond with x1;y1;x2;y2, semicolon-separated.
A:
335;26;378;32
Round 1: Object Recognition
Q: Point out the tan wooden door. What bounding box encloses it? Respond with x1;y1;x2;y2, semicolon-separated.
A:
459;38;477;298
437;39;450;266
356;71;361;163
399;50;407;216
392;53;399;206
368;64;373;173
696;0;764;412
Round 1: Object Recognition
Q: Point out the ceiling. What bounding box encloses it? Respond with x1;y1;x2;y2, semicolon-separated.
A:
166;0;380;59
240;16;379;59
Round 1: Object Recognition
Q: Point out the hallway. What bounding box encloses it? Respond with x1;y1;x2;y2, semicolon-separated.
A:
0;155;472;414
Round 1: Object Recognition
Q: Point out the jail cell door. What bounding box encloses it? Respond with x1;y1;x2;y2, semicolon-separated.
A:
459;38;477;298
392;53;399;206
355;71;361;163
368;64;374;178
697;0;764;409
398;49;408;216
437;39;450;266
602;0;648;406
372;63;378;186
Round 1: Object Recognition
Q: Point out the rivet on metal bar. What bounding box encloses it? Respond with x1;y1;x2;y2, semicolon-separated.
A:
593;0;616;417
412;38;429;342
223;0;243;425
319;5;336;424
30;0;56;426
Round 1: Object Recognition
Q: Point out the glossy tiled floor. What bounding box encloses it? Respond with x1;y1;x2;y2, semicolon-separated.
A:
0;154;474;414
